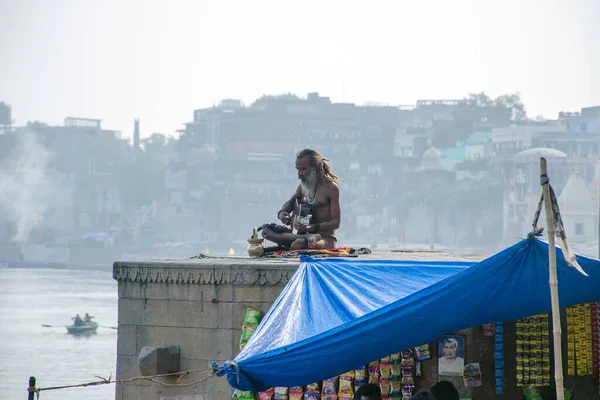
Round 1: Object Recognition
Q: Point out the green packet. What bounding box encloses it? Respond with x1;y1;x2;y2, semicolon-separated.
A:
525;386;573;400
523;386;542;400
243;307;262;326
232;389;254;399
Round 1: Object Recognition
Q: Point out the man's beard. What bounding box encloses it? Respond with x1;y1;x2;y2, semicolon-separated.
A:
300;168;318;198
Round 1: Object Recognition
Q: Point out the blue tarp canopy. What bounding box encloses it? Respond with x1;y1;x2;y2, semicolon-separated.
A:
218;238;600;391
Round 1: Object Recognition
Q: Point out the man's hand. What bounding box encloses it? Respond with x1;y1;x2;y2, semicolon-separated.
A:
294;220;310;234
278;211;292;225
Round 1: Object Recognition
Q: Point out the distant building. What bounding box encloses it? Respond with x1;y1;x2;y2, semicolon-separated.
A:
558;171;597;244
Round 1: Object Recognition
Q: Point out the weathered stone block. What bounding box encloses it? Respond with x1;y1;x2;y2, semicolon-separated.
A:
117;324;137;356
136;326;235;361
232;285;262;303
261;285;285;302
138;345;181;376
118;298;144;325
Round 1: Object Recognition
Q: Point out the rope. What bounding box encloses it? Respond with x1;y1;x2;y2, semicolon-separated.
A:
526;169;588;276
28;367;216;398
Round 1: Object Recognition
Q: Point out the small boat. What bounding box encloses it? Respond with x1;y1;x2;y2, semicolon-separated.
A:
66;321;98;335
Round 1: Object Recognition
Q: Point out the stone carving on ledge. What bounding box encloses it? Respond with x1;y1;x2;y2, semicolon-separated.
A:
112;263;298;285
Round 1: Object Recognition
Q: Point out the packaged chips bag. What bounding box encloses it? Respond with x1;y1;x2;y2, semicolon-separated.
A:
259;389;275;400
322;377;338;395
289;391;303;400
239;324;258;350
354;366;367;383
275;387;289;400
243;307;262;326
414;344;431;361
338;372;354;397
233;390;255;399
306;383;321;392
304;391;321;400
379;379;391;396
523;386;542;400
380;362;392;380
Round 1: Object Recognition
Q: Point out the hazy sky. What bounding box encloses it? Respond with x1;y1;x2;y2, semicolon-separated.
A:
1;0;599;139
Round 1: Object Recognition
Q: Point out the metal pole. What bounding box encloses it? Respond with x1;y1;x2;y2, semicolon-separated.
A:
28;376;36;400
540;157;565;400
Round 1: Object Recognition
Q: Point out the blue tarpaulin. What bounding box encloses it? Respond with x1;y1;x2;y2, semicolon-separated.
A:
217;238;600;391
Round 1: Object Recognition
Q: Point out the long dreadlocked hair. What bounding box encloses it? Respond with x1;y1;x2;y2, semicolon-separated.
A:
296;149;341;186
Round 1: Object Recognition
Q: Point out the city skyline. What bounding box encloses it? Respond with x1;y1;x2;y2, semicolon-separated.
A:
1;0;599;139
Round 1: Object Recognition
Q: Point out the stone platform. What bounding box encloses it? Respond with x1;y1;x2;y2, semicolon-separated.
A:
112;250;600;400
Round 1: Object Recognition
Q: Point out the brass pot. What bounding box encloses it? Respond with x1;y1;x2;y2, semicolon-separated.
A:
247;238;264;257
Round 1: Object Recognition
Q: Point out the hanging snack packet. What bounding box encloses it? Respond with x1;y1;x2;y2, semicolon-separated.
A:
289;392;303;400
306;383;320;392
390;363;401;378
523;386;542;400
564;388;573;400
354;366;367;382
380;362;392;380
379;379;391;396
338;373;354;397
368;364;380;384
414;344;431;361
275;387;289;400
304;392;321;400
390;380;402;395
259;389;275;400
390;353;401;363
243;307;262;326
239;324;258;350
322;377;338;395
233;390;255;399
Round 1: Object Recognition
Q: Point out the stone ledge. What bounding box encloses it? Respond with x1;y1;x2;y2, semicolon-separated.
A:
113;259;299;285
113;251;485;284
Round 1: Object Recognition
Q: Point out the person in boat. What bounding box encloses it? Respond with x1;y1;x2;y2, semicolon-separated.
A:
72;314;84;326
84;313;94;323
262;149;341;250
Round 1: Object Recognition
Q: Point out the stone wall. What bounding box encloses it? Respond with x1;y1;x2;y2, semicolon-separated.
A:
113;256;600;400
113;258;298;400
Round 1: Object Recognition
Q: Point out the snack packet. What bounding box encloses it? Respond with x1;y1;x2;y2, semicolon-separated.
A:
239;324;258;349
233;390;255;399
368;365;380;384
259;389;275;400
381;355;391;363
390;353;401;363
275;387;289;400
290;391;303;400
306;383;320;392
354;366;367;382
338;373;353;396
304;391;321;400
523;386;542;400
243;307;262;326
380;362;392;379
379;379;391;396
414;344;431;361
322;378;338;395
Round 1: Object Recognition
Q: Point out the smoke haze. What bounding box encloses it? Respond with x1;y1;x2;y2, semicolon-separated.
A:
0;131;51;242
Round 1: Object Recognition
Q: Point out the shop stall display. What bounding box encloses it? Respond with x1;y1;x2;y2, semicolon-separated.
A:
516;314;550;387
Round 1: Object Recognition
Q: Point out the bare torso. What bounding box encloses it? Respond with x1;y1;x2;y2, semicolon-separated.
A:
294;182;337;237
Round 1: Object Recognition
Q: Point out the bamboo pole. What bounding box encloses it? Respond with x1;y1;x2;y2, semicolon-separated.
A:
540;157;564;400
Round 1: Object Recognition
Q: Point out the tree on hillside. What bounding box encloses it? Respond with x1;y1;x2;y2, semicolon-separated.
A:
494;92;527;121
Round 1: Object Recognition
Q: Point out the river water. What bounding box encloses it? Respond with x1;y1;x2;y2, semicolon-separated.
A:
0;267;118;400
